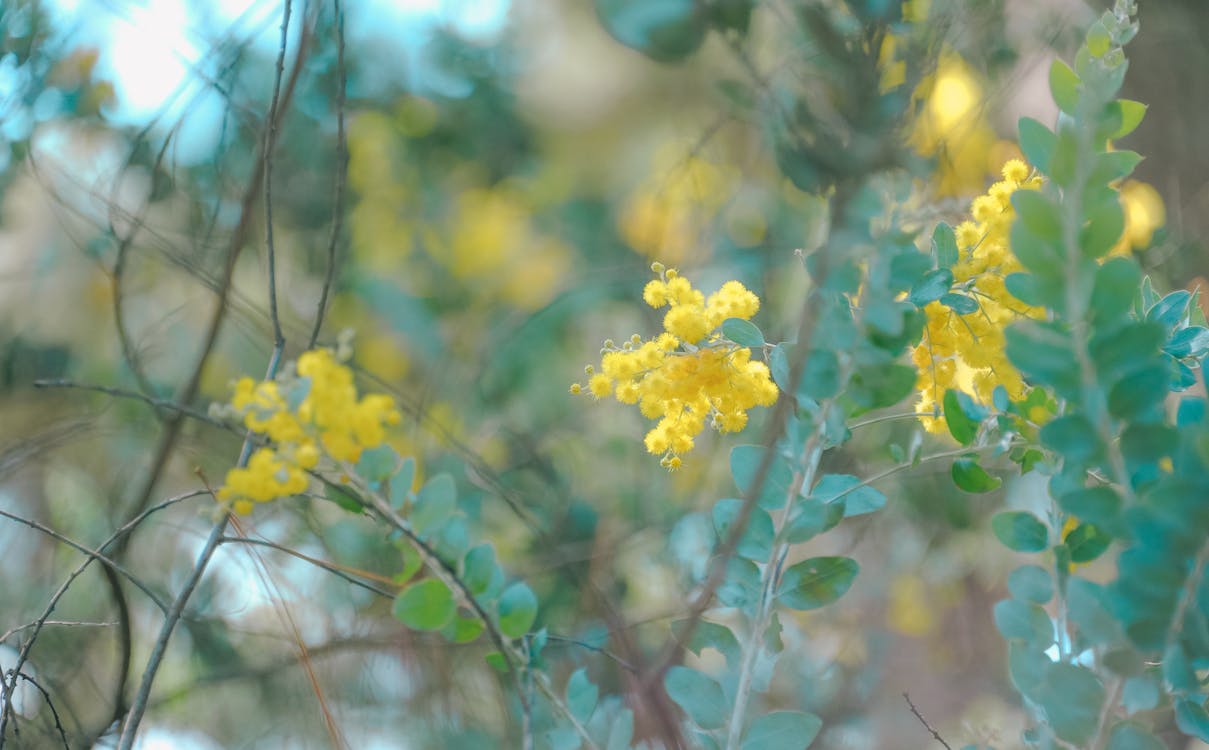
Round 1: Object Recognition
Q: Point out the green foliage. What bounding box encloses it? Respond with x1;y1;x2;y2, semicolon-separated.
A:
776;556;859;610
394;579;456;631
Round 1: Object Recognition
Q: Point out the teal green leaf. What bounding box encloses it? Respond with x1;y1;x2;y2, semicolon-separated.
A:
355;445;398;484
1147;290;1192;332
809;474;885;516
594;0;706;63
731;445;795;511
1059;487;1121;528
1009;643;1049;700
943;389;977;445
1106;723;1164;750
740;711;823;750
1176;699;1209;741
777;556;859;610
932;222;958;268
607;709;634;750
718;558;761;609
412;473;457;536
1013;190;1063;242
1040;414;1102;463
952;457;1001;494
389;457;416;509
1080;195;1126;259
1122;676;1160;714
1108;365;1170;420
679;619;742;670
445;615;484;644
665;666;727;730
1035;663;1104;745
939;292;978;315
785;497;844;543
566;668;598;723
847;363;917;410
463;544;502;598
1090;257;1142;323
712;499;775;561
1065;523;1111;564
722;317;765;347
991;511;1048;552
1049;59;1081;114
908;268;953;306
1067;578;1121;645
393;578;456;631
1007;565;1053;604
800;349;840;400
994;598;1053;646
1019;117;1056;174
497;582;538;638
1109;99;1146;139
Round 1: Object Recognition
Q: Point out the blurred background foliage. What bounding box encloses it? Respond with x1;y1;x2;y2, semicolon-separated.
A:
0;0;1204;747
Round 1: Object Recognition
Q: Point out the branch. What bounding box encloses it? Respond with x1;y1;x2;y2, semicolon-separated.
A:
903;692;953;750
262;0;292;350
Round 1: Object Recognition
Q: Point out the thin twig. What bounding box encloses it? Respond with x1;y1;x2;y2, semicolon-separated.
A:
220;536;397;599
32;380;228;430
903;692;953;750
0;509;169;613
0;621;118;644
0;490;207;744
308;0;347;349
263;0;292;350
11;673;68;750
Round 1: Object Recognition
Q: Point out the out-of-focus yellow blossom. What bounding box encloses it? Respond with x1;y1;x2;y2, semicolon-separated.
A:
887;574;937;637
911;160;1045;433
1108;179;1165;255
910;54;998;196
572;265;778;469
618;149;734;264
217;348;403;514
346;108;570;310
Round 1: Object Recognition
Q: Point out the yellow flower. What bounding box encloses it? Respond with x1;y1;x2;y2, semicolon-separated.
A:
577;266;776;468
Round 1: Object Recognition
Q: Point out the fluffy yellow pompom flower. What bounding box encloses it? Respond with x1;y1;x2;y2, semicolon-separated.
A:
216;347;403;513
911;160;1045;433
576;265;778;468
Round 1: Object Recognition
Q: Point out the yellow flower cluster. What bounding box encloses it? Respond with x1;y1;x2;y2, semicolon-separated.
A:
218;348;402;514
572;265;778;468
911;160;1045;433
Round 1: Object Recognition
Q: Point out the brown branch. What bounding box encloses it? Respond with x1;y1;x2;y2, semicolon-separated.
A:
903;692;954;750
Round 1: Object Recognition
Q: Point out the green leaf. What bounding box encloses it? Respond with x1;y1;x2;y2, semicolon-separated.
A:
1035;663;1104;745
717;558;761;609
991;511;1048;552
1108;365;1170;421
1040;414;1102;463
1110;99;1146;139
939;293;979;315
908;268;953;306
1009;643;1050;700
393;579;455;631
847;363;917;410
1006;324;1081;397
444;615;485;644
412;473;457;536
1007;565;1053;604
1013;190;1063;242
785;497;844;543
1059;487;1121;529
777;556;859;610
355;445;399;484
679;619;742;670
1067;578;1121;645
594;0;706;63
1176;699;1209;741
566;668;598;724
463;544;503;599
484;650;508;673
1019;117;1056;174
388;458;416;510
952;457;1002;494
943;389;978;445
740;711;823;750
994;598;1053;646
1090;257;1142;323
664;666;727;730
731;445;795;511
1147;290;1192;332
1106;723;1165;750
497;582;538;638
722;317;765;347
800;348;840;400
1065;523;1112;563
712;499;775;561
1049;59;1081;114
932;222;958;268
1080;195;1126;259
1122;676;1160;714
809;474;885;516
